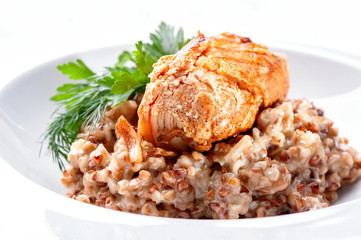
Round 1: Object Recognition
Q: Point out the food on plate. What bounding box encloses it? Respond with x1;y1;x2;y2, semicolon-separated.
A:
138;33;289;152
44;23;361;219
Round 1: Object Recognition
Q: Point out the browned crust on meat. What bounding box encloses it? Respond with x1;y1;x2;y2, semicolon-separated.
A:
138;32;289;152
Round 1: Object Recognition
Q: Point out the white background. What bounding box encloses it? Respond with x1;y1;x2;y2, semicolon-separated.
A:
1;0;361;239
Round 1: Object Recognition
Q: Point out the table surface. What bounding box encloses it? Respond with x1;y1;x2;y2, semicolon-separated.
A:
1;0;361;239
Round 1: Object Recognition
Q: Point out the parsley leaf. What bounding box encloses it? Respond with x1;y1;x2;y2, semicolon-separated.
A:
144;22;190;61
111;72;139;94
57;59;96;80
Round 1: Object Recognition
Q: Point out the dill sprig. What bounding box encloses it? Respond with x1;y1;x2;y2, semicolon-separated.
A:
41;22;192;171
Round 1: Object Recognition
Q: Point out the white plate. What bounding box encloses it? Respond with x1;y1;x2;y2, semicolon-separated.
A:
0;44;361;240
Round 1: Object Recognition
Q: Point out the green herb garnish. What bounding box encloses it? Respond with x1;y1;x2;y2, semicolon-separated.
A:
42;22;192;171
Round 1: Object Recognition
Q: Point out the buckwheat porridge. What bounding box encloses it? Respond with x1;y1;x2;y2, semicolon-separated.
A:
61;98;361;219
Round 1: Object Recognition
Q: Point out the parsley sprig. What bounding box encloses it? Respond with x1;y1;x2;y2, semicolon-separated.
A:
42;22;191;171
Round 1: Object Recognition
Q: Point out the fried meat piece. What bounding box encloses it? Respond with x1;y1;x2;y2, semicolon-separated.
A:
138;33;289;151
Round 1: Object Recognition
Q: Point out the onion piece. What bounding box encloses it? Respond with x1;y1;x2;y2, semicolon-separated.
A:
115;116;143;163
